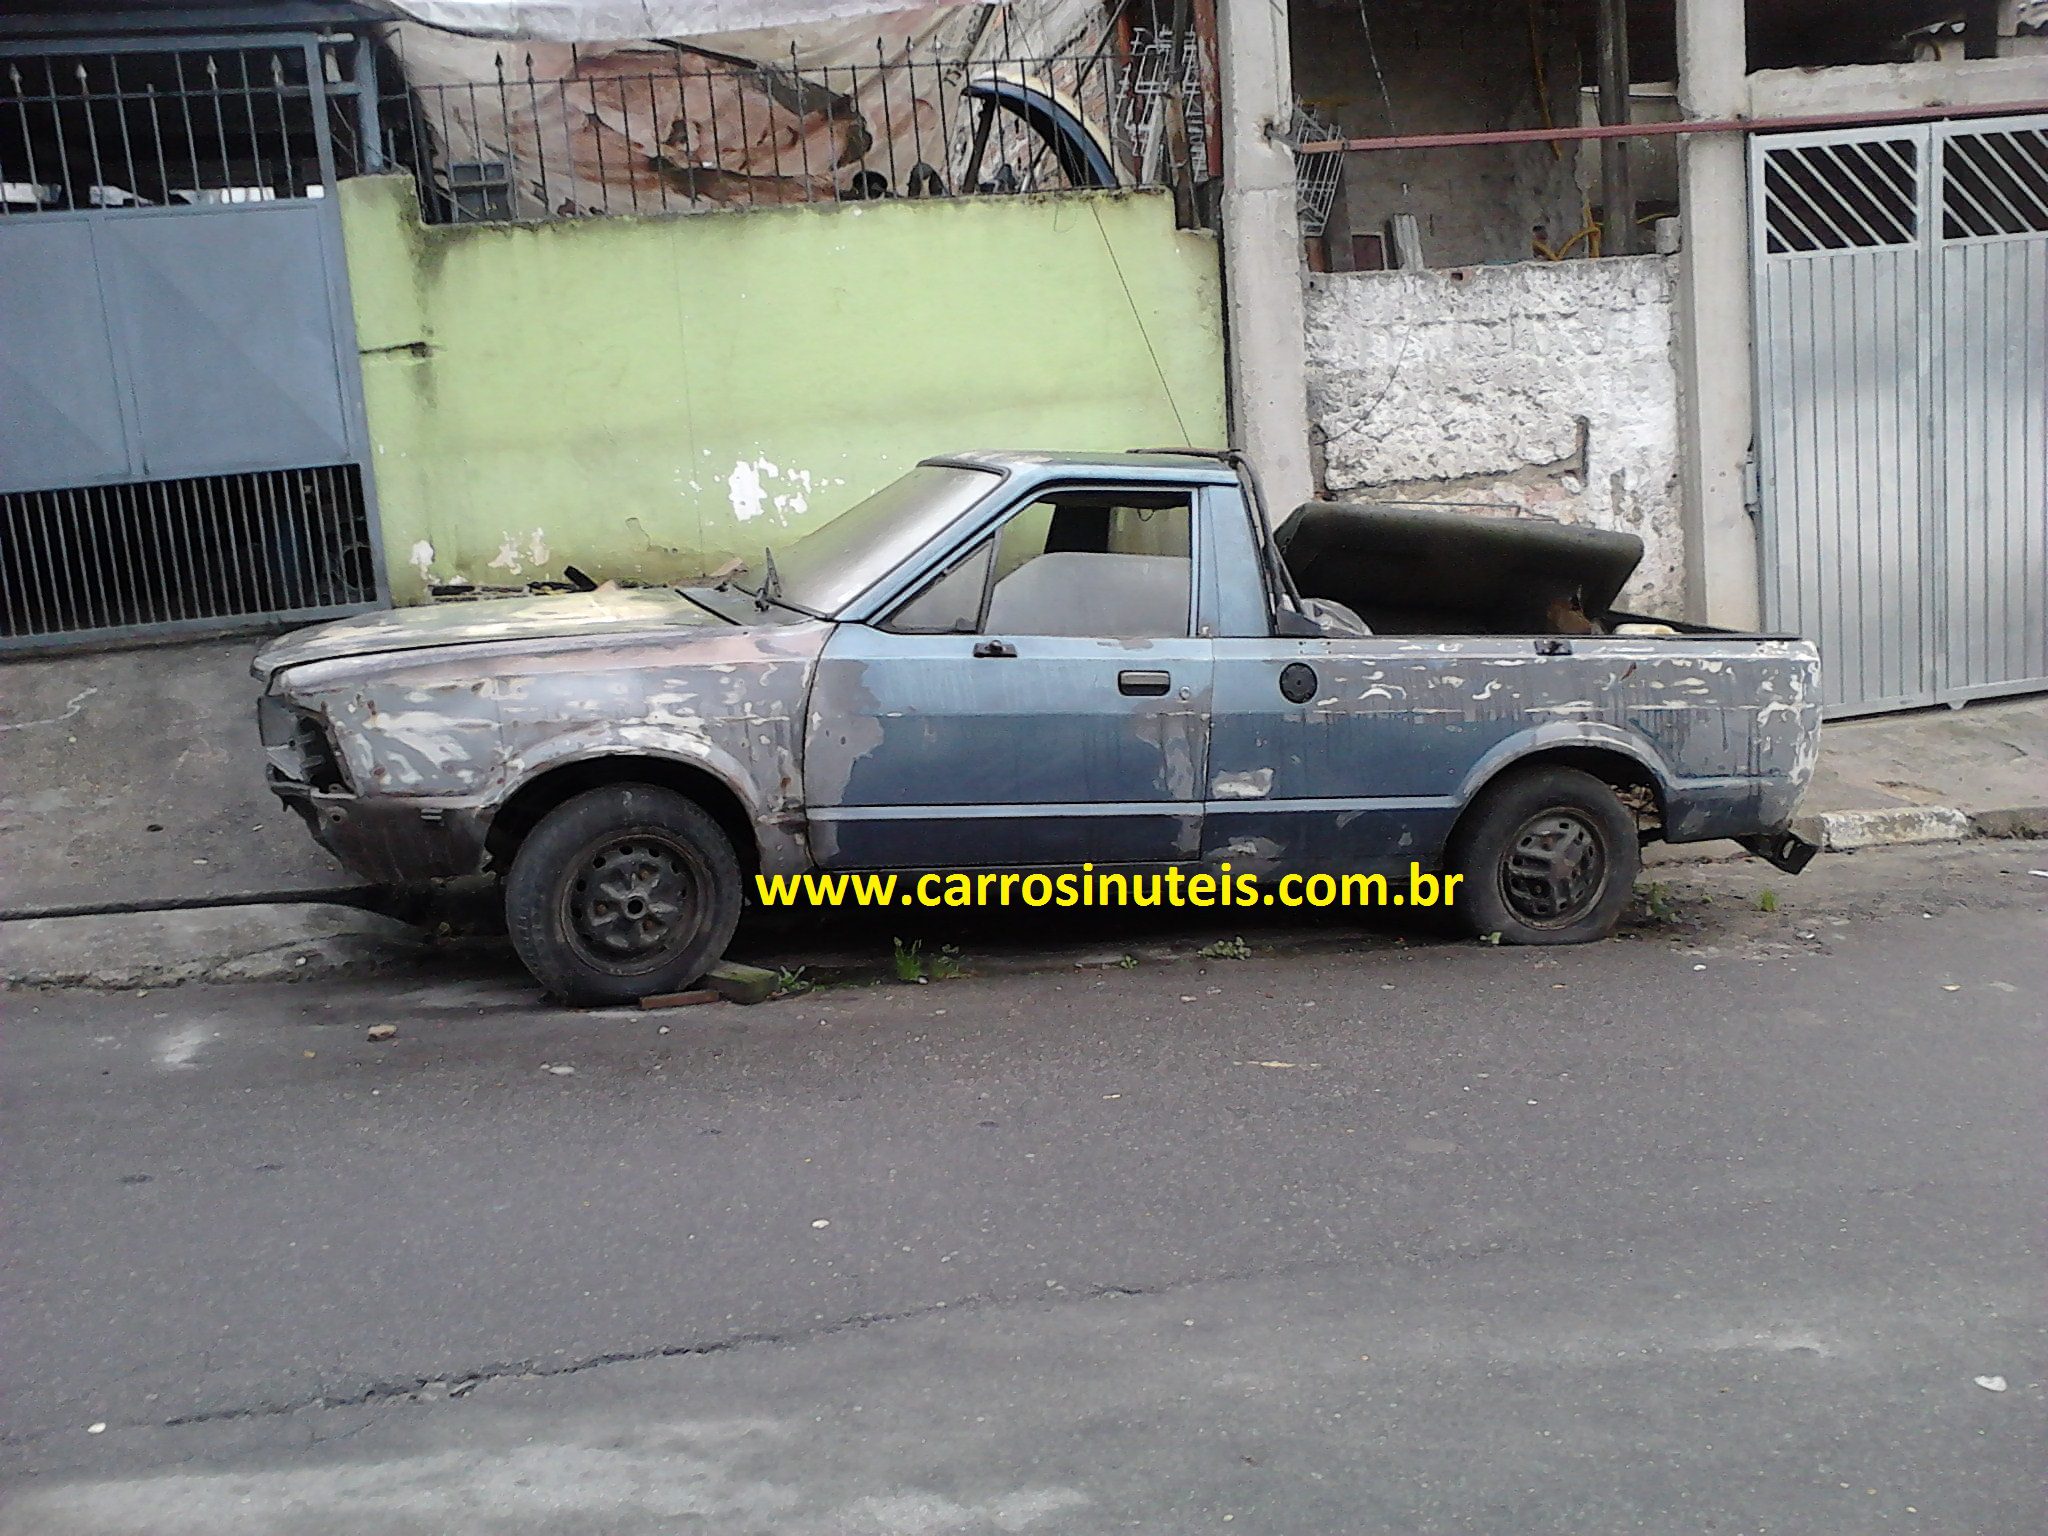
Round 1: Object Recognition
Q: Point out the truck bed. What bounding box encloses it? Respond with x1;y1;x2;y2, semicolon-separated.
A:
1278;500;1727;638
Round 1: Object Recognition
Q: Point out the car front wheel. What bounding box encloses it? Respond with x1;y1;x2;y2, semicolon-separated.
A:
505;784;742;1004
1444;765;1639;945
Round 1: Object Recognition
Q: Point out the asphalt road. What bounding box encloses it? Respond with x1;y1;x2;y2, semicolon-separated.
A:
3;841;2043;1535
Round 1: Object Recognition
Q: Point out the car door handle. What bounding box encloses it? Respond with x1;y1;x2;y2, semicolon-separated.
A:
1118;669;1171;696
973;639;1017;658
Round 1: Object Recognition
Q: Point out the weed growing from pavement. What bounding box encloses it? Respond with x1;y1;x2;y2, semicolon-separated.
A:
891;938;925;982
1635;881;1680;924
892;939;965;983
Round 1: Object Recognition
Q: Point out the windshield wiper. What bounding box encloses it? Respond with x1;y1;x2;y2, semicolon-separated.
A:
714;547;822;620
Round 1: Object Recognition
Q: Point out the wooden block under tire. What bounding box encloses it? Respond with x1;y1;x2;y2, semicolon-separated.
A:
636;989;720;1010
704;961;779;1005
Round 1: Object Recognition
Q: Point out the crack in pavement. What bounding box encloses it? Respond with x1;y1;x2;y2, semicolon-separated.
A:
3;1217;1602;1454
2;1250;1382;1449
0;1288;1116;1446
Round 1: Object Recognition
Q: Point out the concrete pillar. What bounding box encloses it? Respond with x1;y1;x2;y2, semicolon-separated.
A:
1216;0;1313;516
1673;0;1761;628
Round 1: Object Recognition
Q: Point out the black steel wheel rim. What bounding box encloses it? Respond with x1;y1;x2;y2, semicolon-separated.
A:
1497;808;1608;928
560;830;707;975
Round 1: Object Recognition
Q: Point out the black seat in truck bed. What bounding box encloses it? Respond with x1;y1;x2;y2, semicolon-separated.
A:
1276;501;1646;636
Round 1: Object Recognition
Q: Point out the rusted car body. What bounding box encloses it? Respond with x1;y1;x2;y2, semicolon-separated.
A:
257;451;1821;1000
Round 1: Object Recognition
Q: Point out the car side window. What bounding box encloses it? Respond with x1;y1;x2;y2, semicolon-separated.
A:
983;491;1194;638
881;537;996;634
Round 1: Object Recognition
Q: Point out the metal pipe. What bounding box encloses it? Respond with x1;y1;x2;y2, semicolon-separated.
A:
1299;97;2048;153
355;35;384;173
1596;0;1635;254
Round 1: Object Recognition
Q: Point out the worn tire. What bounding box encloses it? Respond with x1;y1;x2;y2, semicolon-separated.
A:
1444;766;1639;945
504;785;742;1005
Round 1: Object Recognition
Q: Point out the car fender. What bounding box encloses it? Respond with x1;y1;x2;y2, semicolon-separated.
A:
494;723;808;873
1452;720;1677;814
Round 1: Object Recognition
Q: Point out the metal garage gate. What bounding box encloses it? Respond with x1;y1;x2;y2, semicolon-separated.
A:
1752;115;2048;716
0;36;385;650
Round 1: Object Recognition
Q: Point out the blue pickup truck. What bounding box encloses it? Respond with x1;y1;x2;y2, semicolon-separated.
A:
256;450;1822;1002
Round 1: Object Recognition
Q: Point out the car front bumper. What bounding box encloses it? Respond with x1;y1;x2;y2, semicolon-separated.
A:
272;779;492;886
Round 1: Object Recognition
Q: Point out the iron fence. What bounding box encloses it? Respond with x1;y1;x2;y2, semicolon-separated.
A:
378;36;1210;224
0;44;357;214
0;466;377;647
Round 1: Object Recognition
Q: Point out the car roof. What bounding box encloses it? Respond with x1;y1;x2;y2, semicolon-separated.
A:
923;450;1240;485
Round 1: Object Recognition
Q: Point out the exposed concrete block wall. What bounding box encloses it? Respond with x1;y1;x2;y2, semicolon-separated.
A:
1304;255;1686;614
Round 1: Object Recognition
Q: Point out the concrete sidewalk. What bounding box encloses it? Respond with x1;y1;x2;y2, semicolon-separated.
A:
3;694;2043;991
1791;695;2047;850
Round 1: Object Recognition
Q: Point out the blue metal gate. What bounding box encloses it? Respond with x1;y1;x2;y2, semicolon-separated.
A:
0;36;385;649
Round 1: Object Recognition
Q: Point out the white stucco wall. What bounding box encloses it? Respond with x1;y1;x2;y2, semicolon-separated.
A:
1304;255;1687;614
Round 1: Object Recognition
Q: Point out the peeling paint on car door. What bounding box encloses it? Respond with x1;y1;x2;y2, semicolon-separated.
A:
803;625;1214;868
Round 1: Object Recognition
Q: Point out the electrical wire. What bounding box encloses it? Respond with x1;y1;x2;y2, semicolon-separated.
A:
1355;0;1399;135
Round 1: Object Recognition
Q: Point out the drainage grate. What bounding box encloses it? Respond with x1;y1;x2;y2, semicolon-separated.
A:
1;463;379;648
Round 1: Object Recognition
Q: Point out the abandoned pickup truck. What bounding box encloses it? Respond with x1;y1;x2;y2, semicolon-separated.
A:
255;451;1821;1003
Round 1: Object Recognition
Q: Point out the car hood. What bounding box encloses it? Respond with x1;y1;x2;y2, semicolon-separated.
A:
254;588;723;679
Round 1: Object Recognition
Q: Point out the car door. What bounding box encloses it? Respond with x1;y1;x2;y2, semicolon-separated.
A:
1197;481;1533;874
804;484;1212;869
1205;633;1548;874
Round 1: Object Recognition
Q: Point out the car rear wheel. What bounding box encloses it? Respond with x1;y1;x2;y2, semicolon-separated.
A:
505;785;742;1004
1444;766;1639;945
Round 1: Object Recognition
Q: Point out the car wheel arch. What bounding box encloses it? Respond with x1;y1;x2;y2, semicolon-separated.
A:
1451;737;1671;849
485;753;762;879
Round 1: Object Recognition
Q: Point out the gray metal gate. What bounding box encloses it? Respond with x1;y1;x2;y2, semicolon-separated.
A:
1752;114;2048;716
0;37;385;649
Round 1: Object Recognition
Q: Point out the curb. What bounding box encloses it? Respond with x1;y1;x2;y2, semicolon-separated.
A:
1791;802;2048;852
0;903;426;991
1966;805;2048;841
1791;805;1973;852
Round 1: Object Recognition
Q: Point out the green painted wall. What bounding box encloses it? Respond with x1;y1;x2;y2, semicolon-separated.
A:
338;176;1228;604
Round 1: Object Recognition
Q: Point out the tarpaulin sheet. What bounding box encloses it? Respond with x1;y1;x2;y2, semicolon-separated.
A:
365;0;969;42
383;0;1111;217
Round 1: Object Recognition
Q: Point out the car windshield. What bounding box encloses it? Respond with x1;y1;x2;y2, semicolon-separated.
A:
768;464;1003;616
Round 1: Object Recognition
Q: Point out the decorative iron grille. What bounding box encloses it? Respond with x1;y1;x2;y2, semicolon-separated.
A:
1941;124;2048;238
1761;135;1921;254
